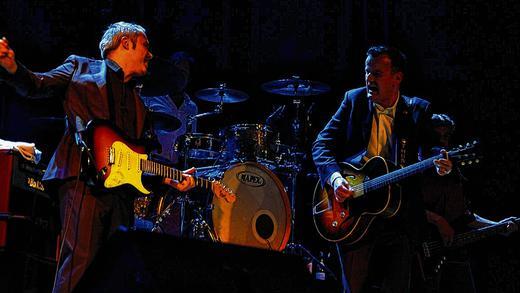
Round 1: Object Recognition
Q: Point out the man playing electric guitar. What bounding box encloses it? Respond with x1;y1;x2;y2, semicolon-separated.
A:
0;23;206;293
312;46;453;293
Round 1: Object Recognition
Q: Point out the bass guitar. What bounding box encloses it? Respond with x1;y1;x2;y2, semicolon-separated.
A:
84;120;236;203
312;142;478;244
422;217;519;275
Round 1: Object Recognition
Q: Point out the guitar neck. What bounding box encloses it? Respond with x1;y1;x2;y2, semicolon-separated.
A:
140;159;213;190
452;222;511;247
424;220;517;257
365;155;441;193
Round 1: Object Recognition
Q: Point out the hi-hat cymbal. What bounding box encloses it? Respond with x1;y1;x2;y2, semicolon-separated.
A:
195;84;249;103
261;76;330;97
148;111;182;131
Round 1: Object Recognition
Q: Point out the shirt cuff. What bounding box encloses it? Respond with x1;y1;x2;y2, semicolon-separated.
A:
327;171;343;186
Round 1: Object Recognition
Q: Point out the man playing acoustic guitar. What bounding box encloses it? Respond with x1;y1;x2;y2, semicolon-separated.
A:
312;45;453;292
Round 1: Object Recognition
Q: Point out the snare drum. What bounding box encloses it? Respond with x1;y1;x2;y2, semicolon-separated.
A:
211;162;291;251
175;133;224;166
220;123;277;164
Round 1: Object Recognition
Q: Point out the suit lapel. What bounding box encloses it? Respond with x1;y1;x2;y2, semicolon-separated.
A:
361;96;374;144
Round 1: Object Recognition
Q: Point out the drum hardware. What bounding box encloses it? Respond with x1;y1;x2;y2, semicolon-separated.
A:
186;103;223;132
261;76;329;258
152;190;210;236
195;82;249;104
261;75;329;150
285;243;337;281
189;205;218;242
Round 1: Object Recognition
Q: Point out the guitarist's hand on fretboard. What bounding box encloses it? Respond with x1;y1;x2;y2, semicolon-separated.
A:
433;149;453;176
163;167;196;192
498;217;519;236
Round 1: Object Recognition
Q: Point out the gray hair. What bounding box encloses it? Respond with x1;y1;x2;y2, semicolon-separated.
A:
99;21;146;59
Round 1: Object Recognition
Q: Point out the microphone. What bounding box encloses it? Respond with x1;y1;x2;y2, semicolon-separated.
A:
266;105;286;125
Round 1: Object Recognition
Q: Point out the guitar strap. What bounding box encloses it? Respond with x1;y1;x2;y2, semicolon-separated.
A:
393;97;413;167
106;74;116;122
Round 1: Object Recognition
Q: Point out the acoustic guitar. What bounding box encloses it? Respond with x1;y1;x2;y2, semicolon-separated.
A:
312;142;478;244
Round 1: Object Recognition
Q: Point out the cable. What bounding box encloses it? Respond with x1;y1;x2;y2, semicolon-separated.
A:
52;147;87;293
335;243;351;293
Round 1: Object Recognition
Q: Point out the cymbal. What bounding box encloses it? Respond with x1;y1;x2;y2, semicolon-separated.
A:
148;111;182;131
195;85;249;103
261;76;330;97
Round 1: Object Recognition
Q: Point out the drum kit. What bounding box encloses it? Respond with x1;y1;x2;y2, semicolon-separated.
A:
136;76;330;252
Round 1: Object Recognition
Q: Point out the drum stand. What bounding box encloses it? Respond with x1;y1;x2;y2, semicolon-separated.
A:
282;95;336;281
283;160;336;280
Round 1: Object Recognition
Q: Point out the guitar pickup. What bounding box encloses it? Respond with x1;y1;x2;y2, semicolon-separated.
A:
109;147;115;165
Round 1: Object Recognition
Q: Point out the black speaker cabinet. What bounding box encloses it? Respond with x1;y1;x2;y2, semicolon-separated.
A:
0;150;57;293
76;231;322;293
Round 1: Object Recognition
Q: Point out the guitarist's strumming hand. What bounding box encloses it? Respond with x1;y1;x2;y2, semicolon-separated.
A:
330;172;354;202
163;167;196;192
426;210;455;246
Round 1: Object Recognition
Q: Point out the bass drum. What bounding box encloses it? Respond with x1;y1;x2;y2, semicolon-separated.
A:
211;162;291;251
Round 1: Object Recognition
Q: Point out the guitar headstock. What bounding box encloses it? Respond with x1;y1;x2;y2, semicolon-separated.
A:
212;180;237;203
446;140;481;167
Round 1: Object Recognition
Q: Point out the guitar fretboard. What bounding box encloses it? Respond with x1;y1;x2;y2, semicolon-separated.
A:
423;220;518;257
140;159;213;190
361;156;440;193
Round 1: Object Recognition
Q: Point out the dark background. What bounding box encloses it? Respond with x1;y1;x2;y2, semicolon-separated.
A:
1;0;519;292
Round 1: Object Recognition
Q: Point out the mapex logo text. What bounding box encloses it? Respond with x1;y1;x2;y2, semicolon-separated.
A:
237;171;265;187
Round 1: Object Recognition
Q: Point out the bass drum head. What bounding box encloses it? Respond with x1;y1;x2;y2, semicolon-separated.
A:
211;162;291;251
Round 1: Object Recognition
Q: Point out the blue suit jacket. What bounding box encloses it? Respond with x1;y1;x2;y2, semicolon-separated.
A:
312;87;432;187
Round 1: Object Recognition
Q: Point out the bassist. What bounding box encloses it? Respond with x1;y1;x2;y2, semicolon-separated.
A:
421;114;517;293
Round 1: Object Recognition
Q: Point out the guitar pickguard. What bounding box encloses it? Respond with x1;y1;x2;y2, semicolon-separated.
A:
104;141;150;194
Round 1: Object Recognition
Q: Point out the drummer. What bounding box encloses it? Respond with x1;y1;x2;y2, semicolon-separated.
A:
138;52;198;234
141;51;198;164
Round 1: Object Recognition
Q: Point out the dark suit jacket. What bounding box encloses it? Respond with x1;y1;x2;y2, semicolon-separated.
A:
3;55;147;181
312;87;432;186
312;87;434;241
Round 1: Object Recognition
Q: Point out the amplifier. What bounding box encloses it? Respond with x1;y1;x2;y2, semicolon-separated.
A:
0;149;58;292
0;149;54;248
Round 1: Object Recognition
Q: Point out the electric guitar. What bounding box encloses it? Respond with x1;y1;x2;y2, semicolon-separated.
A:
84;120;236;203
312;142;478;244
422;217;519;275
